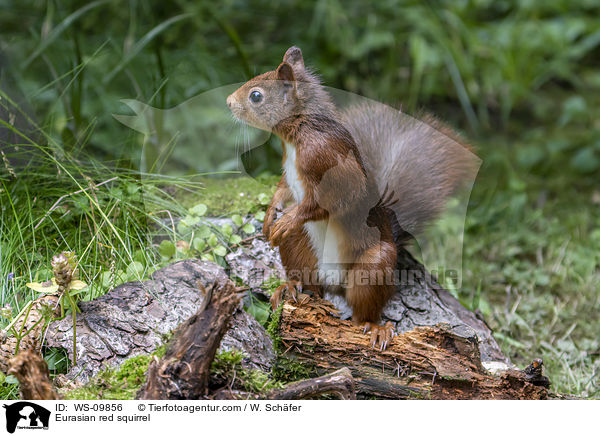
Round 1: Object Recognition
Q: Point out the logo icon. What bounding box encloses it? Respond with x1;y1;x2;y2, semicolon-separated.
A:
3;402;51;433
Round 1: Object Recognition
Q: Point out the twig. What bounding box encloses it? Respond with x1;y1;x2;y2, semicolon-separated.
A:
269;367;356;400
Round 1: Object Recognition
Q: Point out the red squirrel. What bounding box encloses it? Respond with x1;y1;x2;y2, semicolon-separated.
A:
227;46;476;350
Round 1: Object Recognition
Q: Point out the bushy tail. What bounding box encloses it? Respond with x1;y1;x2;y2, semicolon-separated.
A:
341;102;480;243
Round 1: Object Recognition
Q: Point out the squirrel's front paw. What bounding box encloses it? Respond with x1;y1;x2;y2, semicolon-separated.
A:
262;206;277;240
362;321;396;351
269;212;297;246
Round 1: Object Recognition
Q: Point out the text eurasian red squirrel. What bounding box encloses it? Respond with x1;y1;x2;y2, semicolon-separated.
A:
227;46;476;350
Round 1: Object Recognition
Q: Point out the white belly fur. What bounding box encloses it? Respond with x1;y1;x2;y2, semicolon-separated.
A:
283;142;344;288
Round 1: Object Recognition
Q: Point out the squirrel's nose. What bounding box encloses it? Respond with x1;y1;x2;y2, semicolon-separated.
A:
226;95;233;108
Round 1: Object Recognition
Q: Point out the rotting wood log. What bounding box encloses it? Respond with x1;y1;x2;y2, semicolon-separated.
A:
269;367;356;400
8;350;61;400
137;279;242;399
276;296;550;400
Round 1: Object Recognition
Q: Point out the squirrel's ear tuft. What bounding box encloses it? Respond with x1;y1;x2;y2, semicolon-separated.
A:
277;62;295;83
283;46;304;70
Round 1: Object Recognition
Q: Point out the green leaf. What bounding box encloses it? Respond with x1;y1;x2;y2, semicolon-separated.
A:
245;300;270;325
258;193;270;205
126;261;144;279
220;223;233;236
229;234;242;245
182;214;201;227
133;249;147;265
26;279;59;294
231;214;244;227
190;203;208;217
69;280;88;291
207;234;219;247
158;240;176;258
177;221;190;234
195;225;212;239
255;211;266;222
201;253;214;262
241;223;255;234
213;245;227;257
192;237;206;251
68;287;88;297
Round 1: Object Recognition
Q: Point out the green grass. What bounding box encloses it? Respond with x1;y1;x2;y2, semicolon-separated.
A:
0;91;197;325
458;182;599;398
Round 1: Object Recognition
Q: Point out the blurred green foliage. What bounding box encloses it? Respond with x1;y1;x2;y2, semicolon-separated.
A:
1;0;600;177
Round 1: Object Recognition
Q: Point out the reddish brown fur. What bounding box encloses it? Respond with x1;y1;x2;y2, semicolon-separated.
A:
262;171;293;239
346;240;396;323
275;224;322;297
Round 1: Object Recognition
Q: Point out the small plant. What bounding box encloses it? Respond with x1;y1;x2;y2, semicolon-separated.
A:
158;203;262;266
1;297;64;358
25;251;88;365
0;372;19;400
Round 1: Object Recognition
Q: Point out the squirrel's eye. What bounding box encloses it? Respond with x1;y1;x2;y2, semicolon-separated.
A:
249;90;263;103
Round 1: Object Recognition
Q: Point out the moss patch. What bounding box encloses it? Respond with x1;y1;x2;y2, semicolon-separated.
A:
177;175;279;216
271;357;315;383
210;350;284;394
64;345;166;400
267;303;284;352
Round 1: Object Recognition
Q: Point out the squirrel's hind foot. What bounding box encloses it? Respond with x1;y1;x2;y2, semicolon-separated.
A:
362;321;396;351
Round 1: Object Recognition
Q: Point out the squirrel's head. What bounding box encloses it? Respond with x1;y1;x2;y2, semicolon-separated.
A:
227;46;334;131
